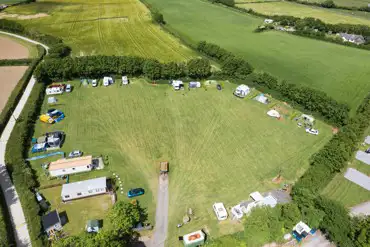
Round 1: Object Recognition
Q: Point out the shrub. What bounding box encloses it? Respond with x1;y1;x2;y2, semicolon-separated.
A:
151;10;165;24
186;58;211;78
48;43;71;58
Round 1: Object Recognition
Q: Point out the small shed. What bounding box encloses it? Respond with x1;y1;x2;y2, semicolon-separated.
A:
42;210;62;236
86;219;101;233
160;161;169;174
183;230;205;247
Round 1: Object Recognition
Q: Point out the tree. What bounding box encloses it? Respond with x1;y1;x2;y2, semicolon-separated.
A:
321;0;335;8
186;58;211;78
143;59;162;80
152;11;165;24
161;62;185;79
48;44;72;58
280;203;301;230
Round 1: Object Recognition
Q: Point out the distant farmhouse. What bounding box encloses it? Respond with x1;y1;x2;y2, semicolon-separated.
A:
338;33;365;45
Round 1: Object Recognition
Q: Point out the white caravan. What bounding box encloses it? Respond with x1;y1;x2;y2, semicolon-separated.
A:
122;76;128;85
103;77;113;87
233;84;250;98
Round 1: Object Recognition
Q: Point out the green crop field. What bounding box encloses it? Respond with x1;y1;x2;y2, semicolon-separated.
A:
237;1;370;25
322;128;370;207
0;0;27;4
30;79;331;242
142;0;370;112
304;0;370;8
3;0;195;61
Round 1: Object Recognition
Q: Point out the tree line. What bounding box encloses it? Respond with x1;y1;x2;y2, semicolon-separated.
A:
291;93;370;246
35;55;212;82
197;41;349;126
286;0;370;13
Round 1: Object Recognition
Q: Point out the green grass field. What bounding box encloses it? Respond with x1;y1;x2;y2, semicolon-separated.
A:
143;0;370;112
304;0;370;8
4;0;195;61
30;79;332;242
0;0;26;4
237;1;370;25
322;128;370;207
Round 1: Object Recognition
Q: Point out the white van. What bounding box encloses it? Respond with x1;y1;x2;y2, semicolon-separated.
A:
213;202;228;221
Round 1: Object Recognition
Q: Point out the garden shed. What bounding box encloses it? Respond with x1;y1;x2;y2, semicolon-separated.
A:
42;210;62;236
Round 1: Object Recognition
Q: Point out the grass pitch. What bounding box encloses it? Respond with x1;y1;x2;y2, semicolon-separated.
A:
237;2;370;26
30;79;331;241
4;0;195;61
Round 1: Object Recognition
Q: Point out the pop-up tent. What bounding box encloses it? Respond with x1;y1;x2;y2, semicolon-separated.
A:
267;110;280;118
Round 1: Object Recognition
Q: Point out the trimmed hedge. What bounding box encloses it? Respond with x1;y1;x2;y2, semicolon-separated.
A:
5;82;46;247
0;45;45;136
0;189;14;247
0;58;33;66
197;41;349;126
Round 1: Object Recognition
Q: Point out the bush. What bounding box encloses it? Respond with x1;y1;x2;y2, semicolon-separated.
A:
321;0;336;8
151;10;165;24
47;43;71;58
186;58;211;78
0;45;45;137
210;0;235;7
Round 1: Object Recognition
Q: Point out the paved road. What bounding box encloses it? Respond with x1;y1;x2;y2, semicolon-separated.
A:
350;200;370;217
151;175;169;247
0;32;49;247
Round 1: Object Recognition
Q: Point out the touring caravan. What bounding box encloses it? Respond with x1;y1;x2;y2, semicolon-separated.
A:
103;77;113;87
233;84;250;98
46;84;65;95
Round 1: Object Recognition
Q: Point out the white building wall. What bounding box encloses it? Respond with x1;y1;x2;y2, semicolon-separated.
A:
49;165;92;177
62;187;107;201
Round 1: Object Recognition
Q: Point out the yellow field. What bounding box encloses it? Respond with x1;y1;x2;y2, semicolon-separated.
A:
237;1;370;26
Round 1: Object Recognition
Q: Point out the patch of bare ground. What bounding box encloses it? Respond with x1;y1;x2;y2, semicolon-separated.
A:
0;66;28;112
0;13;49;20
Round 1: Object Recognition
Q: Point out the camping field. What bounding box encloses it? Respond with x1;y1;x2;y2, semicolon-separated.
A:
2;0;195;61
29;79;332;242
236;1;370;26
143;0;370;112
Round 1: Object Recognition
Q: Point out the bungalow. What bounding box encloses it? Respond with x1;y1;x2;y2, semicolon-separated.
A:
338;33;365;45
48;155;93;177
42;210;62;237
61;177;107;201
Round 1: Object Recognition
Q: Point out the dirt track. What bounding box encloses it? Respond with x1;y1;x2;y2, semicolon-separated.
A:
0;36;29;59
0;66;28;113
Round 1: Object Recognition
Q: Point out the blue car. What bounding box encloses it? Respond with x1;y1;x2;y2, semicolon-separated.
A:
127;188;145;198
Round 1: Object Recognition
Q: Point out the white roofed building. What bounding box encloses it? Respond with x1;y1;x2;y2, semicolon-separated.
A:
61;177;107;201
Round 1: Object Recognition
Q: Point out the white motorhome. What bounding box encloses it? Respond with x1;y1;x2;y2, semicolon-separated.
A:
172;80;183;90
213;202;228;221
122;76;128;85
103;77;113;87
46;84;65;95
234;84;250;98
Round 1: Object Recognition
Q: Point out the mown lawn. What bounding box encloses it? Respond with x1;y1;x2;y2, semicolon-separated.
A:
143;0;370;112
4;0;195;61
30;79;331;242
322;128;370;207
237;1;370;26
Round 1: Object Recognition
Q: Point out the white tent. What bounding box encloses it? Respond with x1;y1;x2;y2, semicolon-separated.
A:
122;76;128;85
234;84;250;98
255;94;268;104
231;204;244;220
267;110;280;118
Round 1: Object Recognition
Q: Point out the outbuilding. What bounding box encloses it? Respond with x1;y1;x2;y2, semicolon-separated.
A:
292;221;313;242
233;84;250;98
42;210;62;237
48;155;93;177
61;177;107;201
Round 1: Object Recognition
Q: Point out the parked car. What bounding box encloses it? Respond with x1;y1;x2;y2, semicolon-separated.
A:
68;150;83;158
65;84;72;92
127;188;145;198
305;128;319;135
92;79;98;87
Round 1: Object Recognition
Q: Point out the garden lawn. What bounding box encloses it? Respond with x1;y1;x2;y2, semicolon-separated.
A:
237;1;370;25
143;0;370;112
4;0;195;61
322;128;370;207
30;79;331;241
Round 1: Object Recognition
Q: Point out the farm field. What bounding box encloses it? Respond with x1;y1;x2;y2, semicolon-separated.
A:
304;0;370;8
143;0;370;112
0;66;28;112
322;129;370;207
0;34;37;58
237;1;370;26
30;79;332;241
3;0;195;61
0;0;26;4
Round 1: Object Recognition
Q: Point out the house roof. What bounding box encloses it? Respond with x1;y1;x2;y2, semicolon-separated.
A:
338;33;365;42
42;210;61;231
49;155;92;171
355;151;370;165
61;177;107;196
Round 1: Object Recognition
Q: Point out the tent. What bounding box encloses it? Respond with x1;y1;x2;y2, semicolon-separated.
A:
189;81;201;88
32;143;47;153
231;204;244;220
255;94;268;104
233;84;250;98
267;110;280;118
48;97;57;104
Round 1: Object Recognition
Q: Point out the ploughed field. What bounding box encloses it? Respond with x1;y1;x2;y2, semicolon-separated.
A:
30;79;332;240
3;0;195;61
143;0;370;112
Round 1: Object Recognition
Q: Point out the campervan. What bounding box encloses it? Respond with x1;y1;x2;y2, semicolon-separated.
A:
233;84;250;98
46;84;65;95
172;80;183;90
122;76;128;85
103;77;113;87
213;202;228;221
